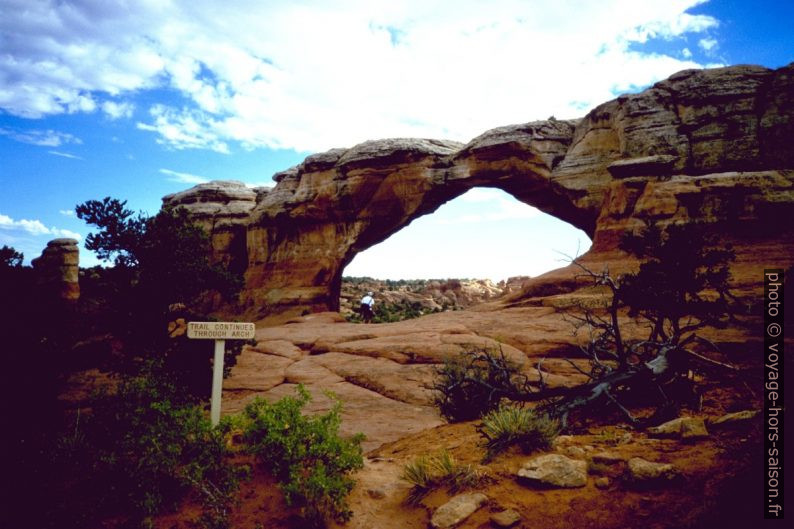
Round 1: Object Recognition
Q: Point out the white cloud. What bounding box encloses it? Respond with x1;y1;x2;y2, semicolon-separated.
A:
682;47;693;58
102;100;135;119
139;106;229;153
434;188;540;225
56;228;82;239
0;127;82;147
59;209;75;217
698;37;718;53
15;218;49;236
459;188;506;203
159;168;209;184
0;1;719;152
0;213;81;240
48;150;83;159
245;182;273;189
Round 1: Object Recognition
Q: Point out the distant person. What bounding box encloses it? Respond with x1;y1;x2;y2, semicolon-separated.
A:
360;291;375;323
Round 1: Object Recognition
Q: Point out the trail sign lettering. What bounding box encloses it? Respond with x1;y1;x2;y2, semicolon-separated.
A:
188;321;256;340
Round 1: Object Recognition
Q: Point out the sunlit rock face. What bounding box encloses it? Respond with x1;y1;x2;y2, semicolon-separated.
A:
162;181;261;276
164;63;794;319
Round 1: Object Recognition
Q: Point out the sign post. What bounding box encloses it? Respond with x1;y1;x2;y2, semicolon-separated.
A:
187;321;256;426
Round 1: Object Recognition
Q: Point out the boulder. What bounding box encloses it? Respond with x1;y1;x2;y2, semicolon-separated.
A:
430;492;488;529
626;457;678;484
490;509;521;527
517;453;587;488
709;409;759;428
590;451;624;465
647;417;709;440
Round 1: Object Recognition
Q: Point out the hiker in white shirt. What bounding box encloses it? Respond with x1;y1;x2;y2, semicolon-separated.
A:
360;292;375;323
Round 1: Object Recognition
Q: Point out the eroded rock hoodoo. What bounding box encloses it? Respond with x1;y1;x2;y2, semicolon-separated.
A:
162;63;794;318
32;238;80;302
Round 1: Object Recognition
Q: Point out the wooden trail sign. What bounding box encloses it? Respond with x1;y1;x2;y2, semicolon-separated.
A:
187;321;256;425
187;321;256;340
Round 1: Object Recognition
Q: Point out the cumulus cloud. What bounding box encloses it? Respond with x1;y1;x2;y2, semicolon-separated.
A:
1;0;719;152
0;127;82;147
159;168;209;184
0;213;81;240
59;209;75;217
139;106;230;153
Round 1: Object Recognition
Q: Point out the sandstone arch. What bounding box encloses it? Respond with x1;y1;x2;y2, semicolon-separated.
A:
164;63;794;319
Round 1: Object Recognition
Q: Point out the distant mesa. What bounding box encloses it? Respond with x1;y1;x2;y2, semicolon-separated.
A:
155;62;793;319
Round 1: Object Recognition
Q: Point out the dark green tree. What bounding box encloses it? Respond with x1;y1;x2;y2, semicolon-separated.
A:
619;221;735;347
76;198;241;310
0;245;23;268
76;197;243;397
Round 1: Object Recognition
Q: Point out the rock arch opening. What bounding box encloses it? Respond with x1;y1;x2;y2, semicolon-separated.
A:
340;187;591;312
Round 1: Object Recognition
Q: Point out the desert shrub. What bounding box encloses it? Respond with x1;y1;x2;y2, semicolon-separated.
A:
401;450;484;504
373;300;425;322
432;349;529;422
55;366;243;528
242;386;365;528
479;405;560;462
345;300;426;323
402;456;434;491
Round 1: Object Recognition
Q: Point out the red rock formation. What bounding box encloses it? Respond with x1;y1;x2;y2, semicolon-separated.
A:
32;238;80;301
162;180;261;275
163;63;794;318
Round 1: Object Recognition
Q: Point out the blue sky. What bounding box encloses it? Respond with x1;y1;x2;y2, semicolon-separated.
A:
1;0;792;280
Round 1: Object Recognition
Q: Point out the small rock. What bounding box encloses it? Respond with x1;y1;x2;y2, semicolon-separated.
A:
618;432;633;444
565;446;586;457
430;492;488;529
709;410;759;427
595;476;611;489
553;435;575;448
366;487;386;499
627;457;677;483
490;509;521;528
647;417;709;440
590;451;623;465
639;438;663;445
517;454;587;488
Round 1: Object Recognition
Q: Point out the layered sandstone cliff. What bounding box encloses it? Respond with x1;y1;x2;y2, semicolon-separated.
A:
163;63;794;319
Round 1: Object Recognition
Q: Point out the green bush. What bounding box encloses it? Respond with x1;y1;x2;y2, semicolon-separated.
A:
401;450;484;505
242;386;365;527
432;349;529;422
479;405;560;462
56;366;243;528
345;300;427;323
